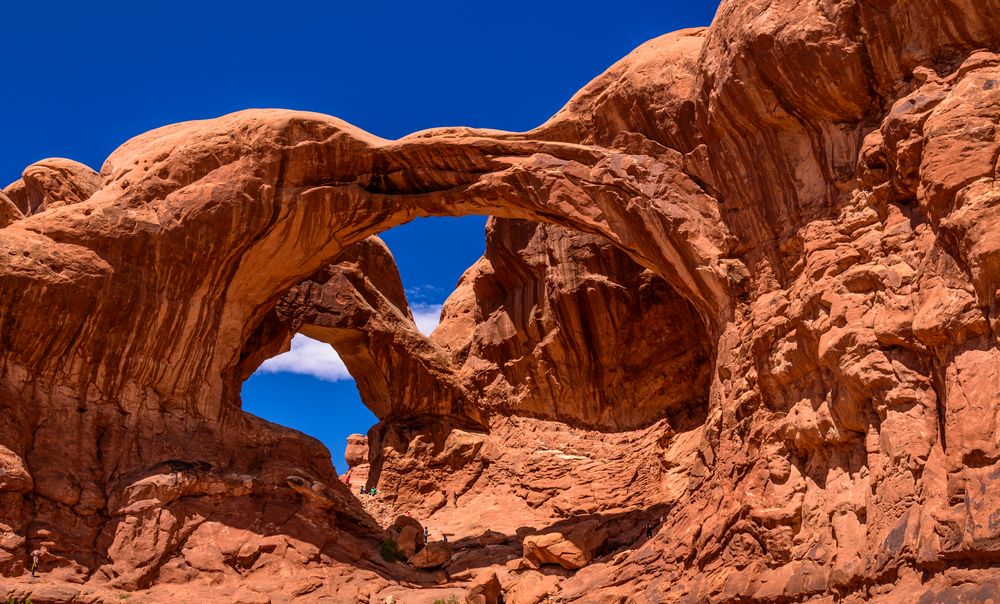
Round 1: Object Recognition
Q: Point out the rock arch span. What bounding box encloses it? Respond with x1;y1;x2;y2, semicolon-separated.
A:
0;33;729;590
1;105;732;424
235;234;472;422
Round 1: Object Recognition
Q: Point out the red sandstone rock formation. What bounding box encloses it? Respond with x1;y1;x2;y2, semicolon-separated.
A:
236;235;469;421
0;192;22;229
522;521;609;570
465;570;502;604
345;435;369;469
343;434;372;495
3;158;100;215
434;217;711;430
387;515;426;559
1;0;1000;602
410;541;452;570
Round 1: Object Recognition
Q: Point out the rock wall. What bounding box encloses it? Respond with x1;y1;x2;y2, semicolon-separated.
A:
1;0;999;601
434;217;711;430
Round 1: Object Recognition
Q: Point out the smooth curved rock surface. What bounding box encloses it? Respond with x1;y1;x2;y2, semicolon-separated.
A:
3;158;100;215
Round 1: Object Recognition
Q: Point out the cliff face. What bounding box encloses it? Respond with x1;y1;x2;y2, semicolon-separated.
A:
433;217;711;430
1;0;1000;601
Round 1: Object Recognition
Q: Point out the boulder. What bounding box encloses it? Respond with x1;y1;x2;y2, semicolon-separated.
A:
345;434;369;468
522;521;608;570
476;530;509;547
466;570;502;604
388;515;425;558
505;572;561;604
410;541;452;570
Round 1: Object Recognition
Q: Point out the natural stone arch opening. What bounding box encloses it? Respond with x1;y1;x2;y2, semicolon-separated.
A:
233;231;470;480
233;234;476;425
66;107;736;437
0;105;738;586
0;106;732;587
224;210;716;559
134;109;737;427
220;198;718;519
231;215;715;435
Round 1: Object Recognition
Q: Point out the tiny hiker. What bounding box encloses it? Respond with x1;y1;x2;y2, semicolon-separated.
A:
30;550;39;577
645;521;654;539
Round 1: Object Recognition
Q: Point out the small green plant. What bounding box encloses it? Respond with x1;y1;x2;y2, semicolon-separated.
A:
431;596;459;604
119;593;131;600
380;538;404;563
6;597;33;604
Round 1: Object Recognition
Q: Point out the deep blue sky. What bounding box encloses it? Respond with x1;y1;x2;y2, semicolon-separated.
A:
3;0;720;472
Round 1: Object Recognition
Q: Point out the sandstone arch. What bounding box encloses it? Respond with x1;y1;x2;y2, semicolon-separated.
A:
0;107;732;422
237;217;715;432
235;235;471;422
2;2;1000;601
0;31;732;461
0;73;729;587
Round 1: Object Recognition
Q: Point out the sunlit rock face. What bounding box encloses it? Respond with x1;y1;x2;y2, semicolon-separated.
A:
1;0;1000;601
3;158;100;216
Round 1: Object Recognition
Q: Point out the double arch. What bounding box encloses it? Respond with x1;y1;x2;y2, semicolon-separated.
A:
5;109;735;425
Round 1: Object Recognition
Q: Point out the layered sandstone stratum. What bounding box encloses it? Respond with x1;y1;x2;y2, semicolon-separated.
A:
2;0;1000;602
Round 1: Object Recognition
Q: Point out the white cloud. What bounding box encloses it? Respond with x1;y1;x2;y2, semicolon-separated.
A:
411;303;443;336
257;334;354;382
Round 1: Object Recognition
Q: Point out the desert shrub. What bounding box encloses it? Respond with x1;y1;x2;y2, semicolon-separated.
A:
380;538;404;562
432;596;459;604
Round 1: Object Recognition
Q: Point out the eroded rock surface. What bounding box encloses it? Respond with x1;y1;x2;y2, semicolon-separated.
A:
522;521;609;570
0;192;23;228
3;158;100;215
435;217;712;430
236;235;469;421
1;1;1000;602
345;435;369;469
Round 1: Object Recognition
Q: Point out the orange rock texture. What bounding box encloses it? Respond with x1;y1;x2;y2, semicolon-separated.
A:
2;0;1000;602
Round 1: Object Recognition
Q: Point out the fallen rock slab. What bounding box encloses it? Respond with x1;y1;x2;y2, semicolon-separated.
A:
411;541;453;570
522;521;608;570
